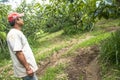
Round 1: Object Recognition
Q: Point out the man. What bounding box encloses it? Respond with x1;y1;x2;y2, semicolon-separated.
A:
7;12;38;80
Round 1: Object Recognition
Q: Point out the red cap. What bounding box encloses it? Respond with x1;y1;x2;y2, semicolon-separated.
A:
8;12;24;22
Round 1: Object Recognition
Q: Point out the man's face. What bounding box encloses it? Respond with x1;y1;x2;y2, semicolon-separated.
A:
16;17;24;26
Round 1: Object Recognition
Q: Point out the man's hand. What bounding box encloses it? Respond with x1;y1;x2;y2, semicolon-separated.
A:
26;67;34;76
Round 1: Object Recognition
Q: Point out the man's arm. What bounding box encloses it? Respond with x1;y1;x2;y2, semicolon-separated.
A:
16;51;33;76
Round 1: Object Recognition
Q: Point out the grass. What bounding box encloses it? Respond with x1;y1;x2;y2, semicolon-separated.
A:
95;18;120;28
38;30;63;42
101;65;120;80
35;44;67;61
39;63;66;80
79;32;110;47
29;30;64;54
99;30;120;80
63;32;111;57
35;31;89;61
0;64;22;80
0;59;11;67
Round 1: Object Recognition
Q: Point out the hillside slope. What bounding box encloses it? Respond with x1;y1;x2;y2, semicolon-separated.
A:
0;19;120;80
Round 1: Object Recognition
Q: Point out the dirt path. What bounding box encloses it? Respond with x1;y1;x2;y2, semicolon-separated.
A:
66;46;101;80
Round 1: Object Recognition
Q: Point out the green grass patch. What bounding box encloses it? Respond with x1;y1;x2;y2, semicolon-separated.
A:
39;30;63;42
90;29;105;36
0;64;22;80
29;30;64;55
101;66;120;80
100;30;120;66
35;44;68;61
35;32;89;62
39;64;66;80
63;32;112;57
95;18;120;28
0;60;11;67
79;32;111;47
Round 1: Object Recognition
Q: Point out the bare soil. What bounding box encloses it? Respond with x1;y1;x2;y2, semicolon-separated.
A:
66;45;101;80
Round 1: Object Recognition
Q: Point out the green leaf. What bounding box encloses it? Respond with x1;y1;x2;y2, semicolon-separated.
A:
0;32;6;40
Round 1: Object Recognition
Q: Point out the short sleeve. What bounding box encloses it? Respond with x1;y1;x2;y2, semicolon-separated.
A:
8;33;23;52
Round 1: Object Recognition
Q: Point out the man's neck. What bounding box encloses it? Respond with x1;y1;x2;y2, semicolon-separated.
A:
13;25;21;30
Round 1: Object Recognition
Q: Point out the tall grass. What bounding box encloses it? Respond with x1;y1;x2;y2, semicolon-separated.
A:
100;30;120;79
100;30;120;66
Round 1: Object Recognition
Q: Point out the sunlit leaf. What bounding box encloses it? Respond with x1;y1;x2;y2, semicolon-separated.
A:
0;32;6;40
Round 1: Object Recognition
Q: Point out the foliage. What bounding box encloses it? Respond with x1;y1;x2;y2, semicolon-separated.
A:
15;0;120;36
100;30;120;66
95;0;120;19
16;0;43;39
0;3;11;59
40;0;120;34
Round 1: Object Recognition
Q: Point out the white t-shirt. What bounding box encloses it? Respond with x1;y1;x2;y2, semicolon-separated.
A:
7;28;38;78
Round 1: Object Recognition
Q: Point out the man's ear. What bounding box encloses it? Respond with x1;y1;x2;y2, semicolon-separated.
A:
16;18;20;21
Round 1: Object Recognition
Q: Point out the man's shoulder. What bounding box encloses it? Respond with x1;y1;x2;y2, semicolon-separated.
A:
8;29;23;35
7;29;23;39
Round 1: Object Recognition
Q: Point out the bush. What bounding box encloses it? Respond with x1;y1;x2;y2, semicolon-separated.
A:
100;30;120;66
